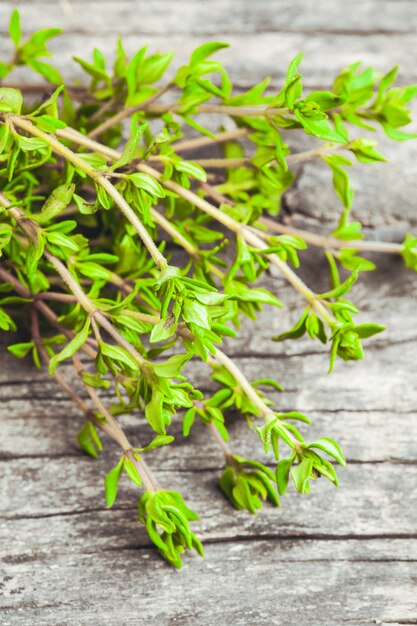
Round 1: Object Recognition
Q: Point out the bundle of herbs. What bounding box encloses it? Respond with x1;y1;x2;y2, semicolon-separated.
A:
1;11;416;567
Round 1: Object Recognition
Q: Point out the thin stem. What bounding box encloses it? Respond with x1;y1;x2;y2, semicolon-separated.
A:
6;115;167;270
7;271;158;491
243;228;336;326
0;194;147;368
30;305;94;418
211;348;298;452
150;143;340;170
54;124;337;326
200;181;233;206
151;210;199;257
122;310;160;324
136;102;289;118
88;96;117;124
55;126;200;257
28;281;157;490
31;314;156;491
34;291;77;303
139;162;242;232
72;354;157;492
171;128;249;152
206;421;233;460
286;144;339;165
177;157;250;169
0;265;97;358
0;83;85;95
89;102;289;139
137;163;338;328
88;83;173;139
91;316;102;342
188;145;340;169
212;348;274;420
259;217;404;254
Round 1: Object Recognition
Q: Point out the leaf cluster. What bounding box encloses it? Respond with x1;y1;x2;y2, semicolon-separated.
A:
1;10;416;567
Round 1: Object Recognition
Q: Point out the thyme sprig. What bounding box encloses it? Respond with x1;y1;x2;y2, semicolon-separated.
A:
1;10;416;567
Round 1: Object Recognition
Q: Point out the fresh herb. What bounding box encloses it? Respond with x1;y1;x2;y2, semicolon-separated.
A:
1;10;416;567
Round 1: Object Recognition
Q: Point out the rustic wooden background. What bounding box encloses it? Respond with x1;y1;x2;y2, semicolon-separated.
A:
1;1;417;624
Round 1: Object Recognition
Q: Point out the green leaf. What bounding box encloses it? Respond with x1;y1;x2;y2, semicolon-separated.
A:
335;327;364;363
21;28;62;60
100;342;139;371
110;120;147;170
382;123;417;142
272;308;308;341
276;457;294;495
305;90;344;111
28;60;62;85
26;233;45;275
252;378;284;393
136;435;174;452
323;155;354;210
123;457;142;487
319;268;358;299
194;291;230;306
9;10;21;47
183;408;196;436
307;437;346;466
140;52;173;84
77;421;102;459
175;160;207;181
153;353;191;378
348;139;386;164
45;231;79;252
7;342;33;359
16;134;48;151
149;315;177;343
96;185;112;210
73;55;111;85
282;411;311;424
190;42;229;66
129;172;165;197
0;88;23;114
49;318;90;374
104;457;124;508
291;457;313;494
113;314;150;334
145;389;166;434
354;323;385;339
182;299;211;329
146;493;176;533
77;262;112;281
81;371;111;389
34;114;67;133
34;183;75;224
286;52;304;84
31;85;64;115
295;110;347;143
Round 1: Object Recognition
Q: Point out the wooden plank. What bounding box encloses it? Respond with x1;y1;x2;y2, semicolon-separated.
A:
2;31;417;88
1;403;416;463
1;541;416;625
2;246;417;370
0;2;416;623
285;128;417;229
2;336;417;416
1;258;417;465
1;335;417;464
1;458;417;536
2;1;417;35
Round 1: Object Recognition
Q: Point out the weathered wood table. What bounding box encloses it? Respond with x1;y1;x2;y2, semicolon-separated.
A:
1;1;417;624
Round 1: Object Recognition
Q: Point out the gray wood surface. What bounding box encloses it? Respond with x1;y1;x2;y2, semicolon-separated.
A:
1;1;417;625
